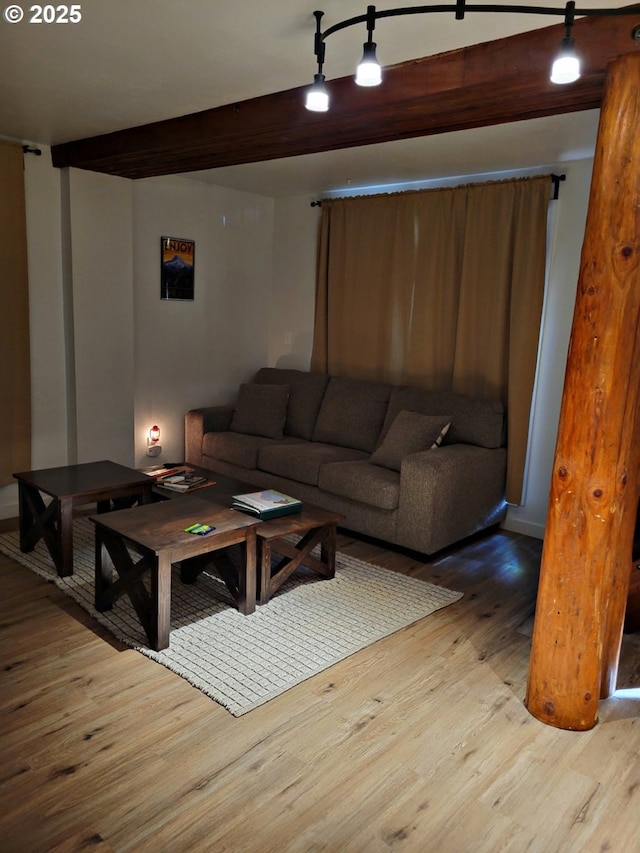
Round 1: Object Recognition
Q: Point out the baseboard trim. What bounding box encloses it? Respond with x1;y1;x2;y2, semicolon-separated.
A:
0;501;19;521
501;517;545;540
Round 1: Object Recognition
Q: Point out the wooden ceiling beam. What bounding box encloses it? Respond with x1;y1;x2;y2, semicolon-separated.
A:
51;12;640;179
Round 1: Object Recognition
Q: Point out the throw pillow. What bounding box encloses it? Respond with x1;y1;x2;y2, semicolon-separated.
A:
370;410;451;471
229;383;290;439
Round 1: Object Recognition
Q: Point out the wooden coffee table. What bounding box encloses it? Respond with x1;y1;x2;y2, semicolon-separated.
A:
14;460;153;578
151;465;345;606
91;495;260;650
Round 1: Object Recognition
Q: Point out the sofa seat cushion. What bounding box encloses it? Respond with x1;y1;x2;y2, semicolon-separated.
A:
229;383;290;439
371;411;451;471
254;368;330;440
203;432;304;470
312;376;393;452
318;461;400;510
258;442;368;486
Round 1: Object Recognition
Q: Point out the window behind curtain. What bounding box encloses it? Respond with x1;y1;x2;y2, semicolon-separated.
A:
0;140;31;483
311;175;551;504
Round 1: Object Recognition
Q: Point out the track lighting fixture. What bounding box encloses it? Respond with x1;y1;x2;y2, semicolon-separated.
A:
305;2;638;112
305;11;330;111
550;2;580;84
550;33;580;84
306;73;330;111
356;41;382;87
355;5;382;86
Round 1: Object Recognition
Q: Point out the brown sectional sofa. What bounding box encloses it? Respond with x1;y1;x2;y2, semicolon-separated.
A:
185;367;508;555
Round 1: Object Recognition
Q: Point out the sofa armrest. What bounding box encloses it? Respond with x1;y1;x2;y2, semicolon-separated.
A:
185;405;234;465
396;444;507;554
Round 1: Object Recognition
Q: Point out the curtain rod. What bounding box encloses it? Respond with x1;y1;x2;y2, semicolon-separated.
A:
311;172;566;206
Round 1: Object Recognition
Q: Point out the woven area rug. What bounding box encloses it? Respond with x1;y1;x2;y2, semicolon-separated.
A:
0;519;462;716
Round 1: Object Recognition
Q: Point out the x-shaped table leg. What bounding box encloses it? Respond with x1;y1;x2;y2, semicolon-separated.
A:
258;522;337;605
95;529;171;650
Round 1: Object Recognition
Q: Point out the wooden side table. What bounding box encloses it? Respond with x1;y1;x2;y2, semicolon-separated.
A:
256;505;345;605
14;460;153;578
91;495;260;650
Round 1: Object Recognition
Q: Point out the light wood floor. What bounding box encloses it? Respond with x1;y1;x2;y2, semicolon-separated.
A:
1;520;639;853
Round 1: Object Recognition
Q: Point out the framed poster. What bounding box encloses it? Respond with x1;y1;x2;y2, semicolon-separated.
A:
161;236;195;300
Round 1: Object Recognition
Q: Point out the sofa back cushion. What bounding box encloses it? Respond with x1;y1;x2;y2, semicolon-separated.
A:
383;386;504;448
229;383;290;439
370;411;451;471
254;368;330;441
312;376;393;453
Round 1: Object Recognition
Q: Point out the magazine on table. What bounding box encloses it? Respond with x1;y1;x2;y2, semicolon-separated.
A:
143;465;191;479
231;489;302;520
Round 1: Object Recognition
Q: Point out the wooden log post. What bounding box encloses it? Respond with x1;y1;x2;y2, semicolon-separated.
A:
525;52;640;731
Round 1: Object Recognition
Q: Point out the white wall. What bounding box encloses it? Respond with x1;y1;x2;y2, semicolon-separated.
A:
131;175;274;466
25;147;68;468
68;168;136;466
269;195;321;369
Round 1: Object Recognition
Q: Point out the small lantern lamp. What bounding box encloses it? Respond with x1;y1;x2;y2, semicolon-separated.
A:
147;425;162;457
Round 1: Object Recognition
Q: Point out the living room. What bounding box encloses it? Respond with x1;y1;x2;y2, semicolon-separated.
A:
2;2;639;849
4;5;635;533
0;142;594;530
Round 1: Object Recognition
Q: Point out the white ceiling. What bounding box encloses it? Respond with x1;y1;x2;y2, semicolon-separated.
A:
0;0;614;196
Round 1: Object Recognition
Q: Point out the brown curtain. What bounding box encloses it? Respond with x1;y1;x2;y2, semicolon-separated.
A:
0;140;31;484
311;175;550;504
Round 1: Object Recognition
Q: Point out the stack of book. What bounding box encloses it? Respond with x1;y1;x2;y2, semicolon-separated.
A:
147;467;212;493
232;489;302;520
